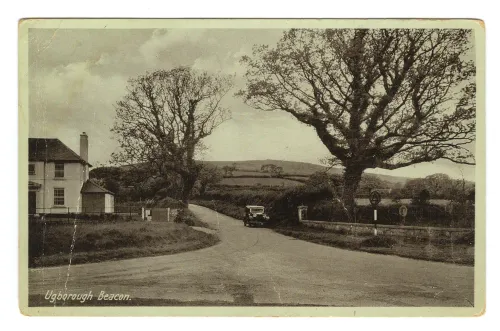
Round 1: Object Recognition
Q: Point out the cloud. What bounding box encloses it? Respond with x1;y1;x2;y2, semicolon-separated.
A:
29;60;128;164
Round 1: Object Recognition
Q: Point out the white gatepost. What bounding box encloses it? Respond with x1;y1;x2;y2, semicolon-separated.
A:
298;206;308;222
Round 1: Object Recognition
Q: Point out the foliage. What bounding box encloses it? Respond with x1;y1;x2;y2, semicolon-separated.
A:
305;171;343;188
111;67;234;202
222;163;238;177
401;173;474;200
195;166;224;196
174;208;209;227
260;164;284;178
191;200;246;221
412;189;431;205
239;28;476;216
90;165;182;202
154;197;186;209
197;181;474;228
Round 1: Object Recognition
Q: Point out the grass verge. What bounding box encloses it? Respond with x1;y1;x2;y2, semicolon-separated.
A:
275;225;474;266
29;217;219;268
175;208;214;229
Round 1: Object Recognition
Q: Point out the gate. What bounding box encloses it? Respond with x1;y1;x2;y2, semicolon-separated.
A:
151;208;170;222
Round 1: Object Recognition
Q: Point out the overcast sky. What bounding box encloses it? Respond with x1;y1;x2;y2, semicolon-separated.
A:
28;28;476;181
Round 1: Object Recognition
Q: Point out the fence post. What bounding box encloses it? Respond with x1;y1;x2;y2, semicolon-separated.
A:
129;206;131;217
67;207;70;222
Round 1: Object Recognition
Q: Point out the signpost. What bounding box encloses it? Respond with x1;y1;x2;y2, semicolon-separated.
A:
369;191;381;236
399;205;408;225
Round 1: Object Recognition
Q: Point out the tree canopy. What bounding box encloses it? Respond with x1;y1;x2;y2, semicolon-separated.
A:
239;28;476;213
112;67;233;202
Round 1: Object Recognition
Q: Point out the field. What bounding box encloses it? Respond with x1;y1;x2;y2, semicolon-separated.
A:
220;177;303;187
203;159;410;184
203;159;327;175
29;218;219;268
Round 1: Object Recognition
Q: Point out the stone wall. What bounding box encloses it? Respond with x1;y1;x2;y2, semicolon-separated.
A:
300;220;473;240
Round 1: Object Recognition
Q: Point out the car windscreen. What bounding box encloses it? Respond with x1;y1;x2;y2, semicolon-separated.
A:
250;208;264;214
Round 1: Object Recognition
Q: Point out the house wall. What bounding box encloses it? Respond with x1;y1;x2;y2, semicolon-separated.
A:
29;161;88;214
82;193;105;213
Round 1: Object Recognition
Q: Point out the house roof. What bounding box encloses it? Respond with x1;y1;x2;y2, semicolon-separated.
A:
81;179;115;195
29;138;92;166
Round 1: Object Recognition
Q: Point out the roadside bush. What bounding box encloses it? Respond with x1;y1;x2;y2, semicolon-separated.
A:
174;208;198;226
308;199;349;222
411;189;431;205
305;202;455;227
197;183;471;228
155;197;186;209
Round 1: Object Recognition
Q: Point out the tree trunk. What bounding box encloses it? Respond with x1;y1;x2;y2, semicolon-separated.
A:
341;166;364;221
180;175;197;204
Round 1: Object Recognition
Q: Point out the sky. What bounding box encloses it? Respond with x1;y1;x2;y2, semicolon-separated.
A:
28;28;476;181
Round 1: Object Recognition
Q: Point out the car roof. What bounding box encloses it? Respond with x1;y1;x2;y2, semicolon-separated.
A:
246;205;264;208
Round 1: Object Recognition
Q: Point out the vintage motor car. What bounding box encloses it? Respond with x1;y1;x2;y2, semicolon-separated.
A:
244;205;270;227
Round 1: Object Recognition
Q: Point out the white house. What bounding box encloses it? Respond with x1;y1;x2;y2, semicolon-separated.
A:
28;132;114;215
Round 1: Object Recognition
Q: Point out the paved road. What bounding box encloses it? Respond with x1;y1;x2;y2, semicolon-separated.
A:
29;204;474;306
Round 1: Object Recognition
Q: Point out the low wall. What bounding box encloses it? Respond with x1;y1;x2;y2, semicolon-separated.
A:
300;220;473;240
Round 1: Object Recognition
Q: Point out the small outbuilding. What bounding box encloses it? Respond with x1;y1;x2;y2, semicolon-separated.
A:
81;179;115;213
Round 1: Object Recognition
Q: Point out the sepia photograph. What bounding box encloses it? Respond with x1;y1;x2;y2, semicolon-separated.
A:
18;19;485;316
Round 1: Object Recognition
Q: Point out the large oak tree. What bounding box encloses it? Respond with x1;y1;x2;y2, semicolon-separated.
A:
112;67;233;203
238;29;476;215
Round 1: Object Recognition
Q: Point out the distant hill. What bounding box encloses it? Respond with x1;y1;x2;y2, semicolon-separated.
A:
112;159;422;187
201;159;326;175
202;159;410;186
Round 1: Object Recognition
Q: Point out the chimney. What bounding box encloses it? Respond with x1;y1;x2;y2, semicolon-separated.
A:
80;132;88;162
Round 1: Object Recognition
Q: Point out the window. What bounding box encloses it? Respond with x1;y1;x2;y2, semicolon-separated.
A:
55;163;64;178
28;164;35;175
54;188;65;206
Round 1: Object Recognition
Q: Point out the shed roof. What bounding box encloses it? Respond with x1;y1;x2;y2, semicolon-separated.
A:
81;179;115;195
29;138;92;166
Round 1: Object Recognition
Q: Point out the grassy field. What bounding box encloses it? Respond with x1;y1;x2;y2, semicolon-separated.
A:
29;219;219;268
220;177;303;187
204;160;327;175
275;225;474;265
203;159;410;184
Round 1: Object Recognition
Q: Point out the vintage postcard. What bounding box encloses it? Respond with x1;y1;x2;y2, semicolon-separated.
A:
18;19;485;317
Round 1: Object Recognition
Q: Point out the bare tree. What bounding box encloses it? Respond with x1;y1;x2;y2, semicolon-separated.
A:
239;29;476;216
112;67;233;203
